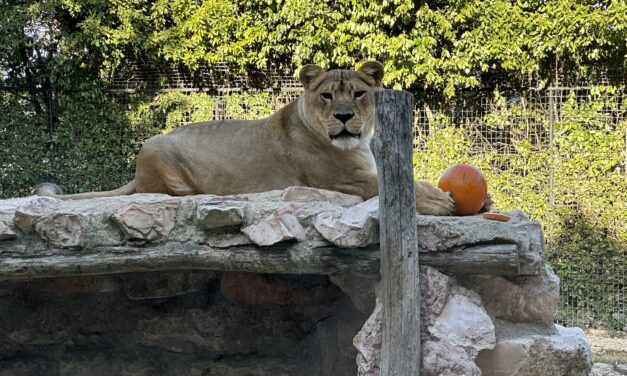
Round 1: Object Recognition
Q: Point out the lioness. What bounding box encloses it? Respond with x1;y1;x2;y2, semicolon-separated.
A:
47;62;455;215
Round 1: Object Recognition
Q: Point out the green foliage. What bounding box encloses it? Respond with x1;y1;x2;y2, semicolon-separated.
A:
0;87;139;197
0;93;53;197
128;91;282;134
2;1;625;95
414;88;626;330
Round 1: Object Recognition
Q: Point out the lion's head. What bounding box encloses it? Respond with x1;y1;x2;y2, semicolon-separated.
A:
297;61;384;150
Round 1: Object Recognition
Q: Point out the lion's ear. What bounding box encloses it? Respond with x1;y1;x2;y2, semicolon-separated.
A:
357;61;384;87
299;64;325;89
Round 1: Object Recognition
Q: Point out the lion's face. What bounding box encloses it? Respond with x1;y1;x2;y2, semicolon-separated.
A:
298;62;384;150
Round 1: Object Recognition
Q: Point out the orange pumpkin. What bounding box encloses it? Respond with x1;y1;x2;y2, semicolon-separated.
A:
438;164;488;216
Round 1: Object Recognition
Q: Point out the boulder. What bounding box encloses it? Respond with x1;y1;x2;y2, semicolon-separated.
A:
427;286;496;358
462;264;560;324
476;324;593;376
354;267;496;376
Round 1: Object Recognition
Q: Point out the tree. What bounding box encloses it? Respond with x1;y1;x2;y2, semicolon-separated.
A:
2;1;625;97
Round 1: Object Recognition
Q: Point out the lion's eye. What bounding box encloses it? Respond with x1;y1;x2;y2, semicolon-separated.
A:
321;93;333;100
354;91;366;99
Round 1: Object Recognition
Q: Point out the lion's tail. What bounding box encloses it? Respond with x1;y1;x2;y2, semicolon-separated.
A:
43;180;137;200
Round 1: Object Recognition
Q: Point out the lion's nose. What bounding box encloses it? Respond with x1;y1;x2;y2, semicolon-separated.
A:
334;112;354;124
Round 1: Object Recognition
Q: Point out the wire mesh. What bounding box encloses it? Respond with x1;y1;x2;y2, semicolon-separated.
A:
1;64;625;331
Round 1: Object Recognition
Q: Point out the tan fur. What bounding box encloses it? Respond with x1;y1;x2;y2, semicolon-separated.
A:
52;62;454;215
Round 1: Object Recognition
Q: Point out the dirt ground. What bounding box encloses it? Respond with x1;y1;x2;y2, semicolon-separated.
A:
589;330;627;376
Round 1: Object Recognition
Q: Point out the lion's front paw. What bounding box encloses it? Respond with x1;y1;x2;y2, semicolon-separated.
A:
414;182;456;216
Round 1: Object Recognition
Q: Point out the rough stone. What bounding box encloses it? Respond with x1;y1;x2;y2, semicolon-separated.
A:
329;274;378;314
422;340;482;376
313;197;379;248
241;206;306;246
34;213;86;249
0;359;57;376
415;210;544;274
592;363;625;376
196;203;245;232
220;272;342;305
428;286;496;358
25;276;120;295
353;298;382;376
355;272;497;376
111;199;180;243
122;271;213;300
309;298;367;376
354;268;496;376
0;222;16;241
59;356;159;376
275;207;307;241
476;324;593;376
463;264;560;324
13;196;59;233
420;266;451;334
281;186;363;207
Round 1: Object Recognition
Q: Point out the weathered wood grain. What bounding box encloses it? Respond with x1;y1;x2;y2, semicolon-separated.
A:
372;89;421;376
0;242;524;281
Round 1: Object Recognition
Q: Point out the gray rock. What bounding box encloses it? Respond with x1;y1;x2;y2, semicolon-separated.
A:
0;222;16;241
13;196;59;233
592;363;625;376
25;276;120;295
122;271;213;300
476;324;593;376
313;197;379;248
241;206;306;246
353;298;382;376
422;340;482;376
420;266;451;334
329;274;378;314
0;359;56;376
416;210;545;274
427;286;496;358
59;355;159;376
111;199;180;243
135;305;256;354
34;212;86;249
196;203;245;232
354;268;496;376
463;264;560;324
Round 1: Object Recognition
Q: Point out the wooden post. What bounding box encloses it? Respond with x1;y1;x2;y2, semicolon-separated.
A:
372;89;421;375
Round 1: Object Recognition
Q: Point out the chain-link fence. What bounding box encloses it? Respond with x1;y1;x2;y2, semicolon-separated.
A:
1;64;625;331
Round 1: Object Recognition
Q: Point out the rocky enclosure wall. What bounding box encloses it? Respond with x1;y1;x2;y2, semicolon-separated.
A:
0;187;592;375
